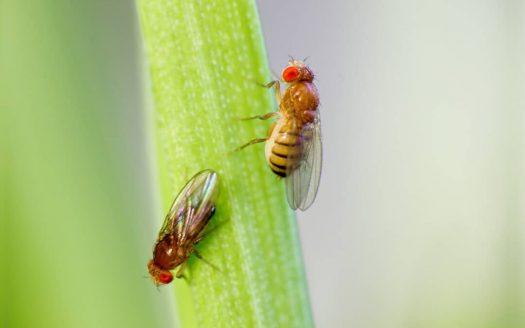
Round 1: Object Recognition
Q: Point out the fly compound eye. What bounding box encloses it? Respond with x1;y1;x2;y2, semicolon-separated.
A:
282;66;300;82
159;272;173;284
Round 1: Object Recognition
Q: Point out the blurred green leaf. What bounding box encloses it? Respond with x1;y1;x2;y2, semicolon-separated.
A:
2;1;174;327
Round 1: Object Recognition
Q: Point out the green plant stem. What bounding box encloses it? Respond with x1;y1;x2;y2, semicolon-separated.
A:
137;0;313;327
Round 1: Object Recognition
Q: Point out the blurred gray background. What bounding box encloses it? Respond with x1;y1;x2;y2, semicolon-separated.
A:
257;1;524;327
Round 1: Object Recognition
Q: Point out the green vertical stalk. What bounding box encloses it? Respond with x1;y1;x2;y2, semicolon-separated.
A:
137;0;313;327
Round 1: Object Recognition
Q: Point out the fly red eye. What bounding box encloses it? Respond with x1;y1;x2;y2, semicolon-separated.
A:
282;66;300;82
159;272;173;284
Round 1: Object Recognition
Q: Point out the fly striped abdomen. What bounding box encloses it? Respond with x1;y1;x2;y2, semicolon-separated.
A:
266;120;302;177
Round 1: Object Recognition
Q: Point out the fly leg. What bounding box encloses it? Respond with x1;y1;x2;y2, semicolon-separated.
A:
233;121;276;153
230;138;266;153
238;112;279;121
194;250;222;273
175;262;188;280
231;110;278;154
260;80;282;104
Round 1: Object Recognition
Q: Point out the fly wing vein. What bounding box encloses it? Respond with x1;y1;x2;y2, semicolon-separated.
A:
285;114;322;210
156;170;219;245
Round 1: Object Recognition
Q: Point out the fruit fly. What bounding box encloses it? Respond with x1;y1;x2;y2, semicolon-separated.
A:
237;59;322;211
147;170;219;286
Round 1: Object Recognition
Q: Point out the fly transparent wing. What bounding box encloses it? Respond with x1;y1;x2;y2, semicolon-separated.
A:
157;170;219;245
285;113;322;211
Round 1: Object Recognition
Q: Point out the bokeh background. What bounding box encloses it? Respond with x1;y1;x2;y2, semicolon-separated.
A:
3;0;524;327
257;1;525;327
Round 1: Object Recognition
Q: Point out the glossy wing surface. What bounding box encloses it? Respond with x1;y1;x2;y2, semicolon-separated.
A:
285;113;322;210
157;170;219;245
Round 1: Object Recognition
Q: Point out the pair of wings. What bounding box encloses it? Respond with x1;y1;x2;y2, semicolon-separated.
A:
157;170;219;246
285;113;322;211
